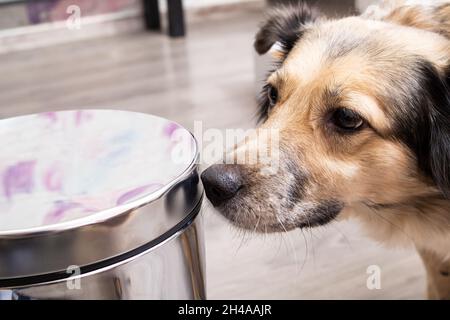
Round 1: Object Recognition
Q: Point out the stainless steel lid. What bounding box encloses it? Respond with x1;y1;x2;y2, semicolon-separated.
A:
0;110;202;283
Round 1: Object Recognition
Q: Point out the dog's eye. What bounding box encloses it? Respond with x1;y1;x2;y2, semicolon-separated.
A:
268;85;278;107
330;108;364;131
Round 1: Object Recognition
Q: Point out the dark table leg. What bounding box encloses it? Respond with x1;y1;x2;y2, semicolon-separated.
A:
143;0;161;31
167;0;185;37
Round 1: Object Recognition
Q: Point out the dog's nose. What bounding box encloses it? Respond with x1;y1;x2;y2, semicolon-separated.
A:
201;164;243;207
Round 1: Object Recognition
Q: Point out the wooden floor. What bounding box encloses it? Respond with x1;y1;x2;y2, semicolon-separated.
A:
0;5;426;299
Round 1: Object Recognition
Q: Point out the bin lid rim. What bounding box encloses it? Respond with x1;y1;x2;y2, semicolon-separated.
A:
0;109;199;238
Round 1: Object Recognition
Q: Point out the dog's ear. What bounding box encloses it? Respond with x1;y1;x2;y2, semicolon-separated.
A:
362;1;450;39
428;67;450;198
412;63;450;198
399;61;450;199
254;2;321;57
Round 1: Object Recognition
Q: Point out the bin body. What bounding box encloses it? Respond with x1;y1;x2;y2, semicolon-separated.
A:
1;216;205;300
0;110;205;300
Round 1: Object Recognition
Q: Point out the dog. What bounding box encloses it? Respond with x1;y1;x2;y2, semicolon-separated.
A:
201;0;450;299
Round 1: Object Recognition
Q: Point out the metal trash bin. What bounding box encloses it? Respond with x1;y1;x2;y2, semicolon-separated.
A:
0;110;205;299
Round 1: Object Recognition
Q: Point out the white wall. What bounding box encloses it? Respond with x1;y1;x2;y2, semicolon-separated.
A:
159;0;262;11
184;0;261;7
355;0;377;12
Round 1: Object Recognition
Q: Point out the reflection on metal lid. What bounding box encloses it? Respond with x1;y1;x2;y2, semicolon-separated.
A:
0;110;196;231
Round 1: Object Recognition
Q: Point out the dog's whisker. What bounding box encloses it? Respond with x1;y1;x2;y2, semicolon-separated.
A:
231;225;248;256
306;225;317;268
303;214;317;267
275;232;284;256
236;231;248;252
276;216;301;275
300;229;310;274
252;216;261;234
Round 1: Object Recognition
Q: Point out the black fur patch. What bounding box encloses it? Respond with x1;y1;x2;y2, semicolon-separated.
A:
297;200;344;228
257;81;276;123
393;61;450;198
254;1;320;55
285;159;308;209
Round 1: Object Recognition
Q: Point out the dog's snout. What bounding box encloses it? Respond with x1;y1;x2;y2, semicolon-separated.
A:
201;164;243;206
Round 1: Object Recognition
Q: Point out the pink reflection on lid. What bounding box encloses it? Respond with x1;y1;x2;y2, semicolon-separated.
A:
44;201;83;225
116;183;164;206
74;110;93;126
39;112;58;123
43;165;63;192
3;161;36;200
163;122;180;138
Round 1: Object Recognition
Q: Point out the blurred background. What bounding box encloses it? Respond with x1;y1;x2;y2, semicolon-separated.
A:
0;0;426;299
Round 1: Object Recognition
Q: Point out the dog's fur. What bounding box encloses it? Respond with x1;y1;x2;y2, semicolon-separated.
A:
204;0;450;299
